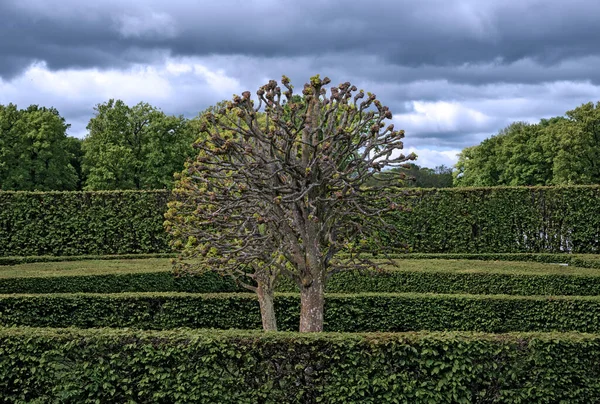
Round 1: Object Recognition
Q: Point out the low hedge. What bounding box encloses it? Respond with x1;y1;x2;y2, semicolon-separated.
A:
1;327;600;403
0;253;176;266
370;253;600;269
4;267;600;296
2;252;598;267
0;272;238;294
2;292;600;333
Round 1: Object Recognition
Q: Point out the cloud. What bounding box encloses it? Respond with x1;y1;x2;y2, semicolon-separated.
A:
0;59;242;137
406;148;462;169
2;0;600;168
3;0;600;81
116;12;178;39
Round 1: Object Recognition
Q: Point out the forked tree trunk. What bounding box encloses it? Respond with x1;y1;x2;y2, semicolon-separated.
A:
299;276;325;332
257;282;277;331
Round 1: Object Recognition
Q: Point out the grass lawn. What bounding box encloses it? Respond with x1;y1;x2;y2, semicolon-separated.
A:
1;257;600;279
0;259;172;278
385;258;600;276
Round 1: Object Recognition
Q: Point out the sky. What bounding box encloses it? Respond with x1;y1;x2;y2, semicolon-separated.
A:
1;0;600;169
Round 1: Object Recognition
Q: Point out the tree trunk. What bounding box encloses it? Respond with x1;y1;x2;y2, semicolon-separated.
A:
299;276;325;332
257;283;277;331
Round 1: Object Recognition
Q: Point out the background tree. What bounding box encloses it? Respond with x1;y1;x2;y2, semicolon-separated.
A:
454;102;600;187
551;102;600;184
364;163;453;188
166;76;414;332
0;104;79;191
82;99;196;190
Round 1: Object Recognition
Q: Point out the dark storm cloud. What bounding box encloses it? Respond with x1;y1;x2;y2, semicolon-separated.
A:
2;0;600;83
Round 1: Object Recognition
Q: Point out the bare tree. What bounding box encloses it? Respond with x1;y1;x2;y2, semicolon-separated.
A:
165;75;414;332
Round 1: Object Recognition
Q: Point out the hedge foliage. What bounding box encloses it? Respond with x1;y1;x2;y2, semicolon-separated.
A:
0;191;170;256
383;186;600;253
3;292;600;333
0;253;175;266
3;186;600;256
1;327;600;403
4;268;600;296
0;272;238;294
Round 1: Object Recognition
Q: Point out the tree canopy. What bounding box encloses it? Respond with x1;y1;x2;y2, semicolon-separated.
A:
166;75;415;332
82;99;196;190
454;102;600;186
0;104;79;191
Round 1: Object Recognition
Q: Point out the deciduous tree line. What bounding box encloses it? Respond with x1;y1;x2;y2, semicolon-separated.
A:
0;100;198;191
0;100;452;191
455;102;600;186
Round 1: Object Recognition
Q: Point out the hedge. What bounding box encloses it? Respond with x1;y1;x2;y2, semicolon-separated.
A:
0;253;176;266
0;272;239;294
0;191;170;256
4;268;600;296
3;292;600;333
1;327;600;403
3;186;600;256
381;186;600;253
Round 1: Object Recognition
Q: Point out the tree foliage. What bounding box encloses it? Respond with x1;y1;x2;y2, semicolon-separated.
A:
0;104;79;191
455;102;600;186
366;163;453;188
82;99;196;190
166;75;414;332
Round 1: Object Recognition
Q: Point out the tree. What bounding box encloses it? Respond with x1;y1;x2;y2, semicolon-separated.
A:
82;99;195;190
552;102;600;184
0;104;79;191
454;102;600;187
166;76;414;332
363;164;453;188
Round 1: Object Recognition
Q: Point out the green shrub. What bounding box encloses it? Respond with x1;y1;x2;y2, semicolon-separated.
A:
1;327;600;403
0;191;170;256
2;292;600;333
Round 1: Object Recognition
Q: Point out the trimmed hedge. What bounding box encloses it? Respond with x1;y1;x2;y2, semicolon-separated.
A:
5;269;600;296
3;186;600;256
0;272;239;294
383;186;600;253
2;292;600;333
3;253;600;294
1;327;600;403
0;253;176;266
0;191;170;256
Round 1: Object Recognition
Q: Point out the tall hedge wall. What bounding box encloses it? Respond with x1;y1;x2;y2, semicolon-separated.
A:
2;327;600;403
0;191;169;256
2;186;600;256
384;186;600;253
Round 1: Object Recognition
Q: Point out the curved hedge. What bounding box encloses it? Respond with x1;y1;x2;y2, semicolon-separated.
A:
3;292;600;333
2;327;600;403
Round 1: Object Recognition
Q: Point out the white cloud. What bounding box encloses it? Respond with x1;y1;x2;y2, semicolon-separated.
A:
406;147;461;169
0;58;242;137
395;101;492;135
